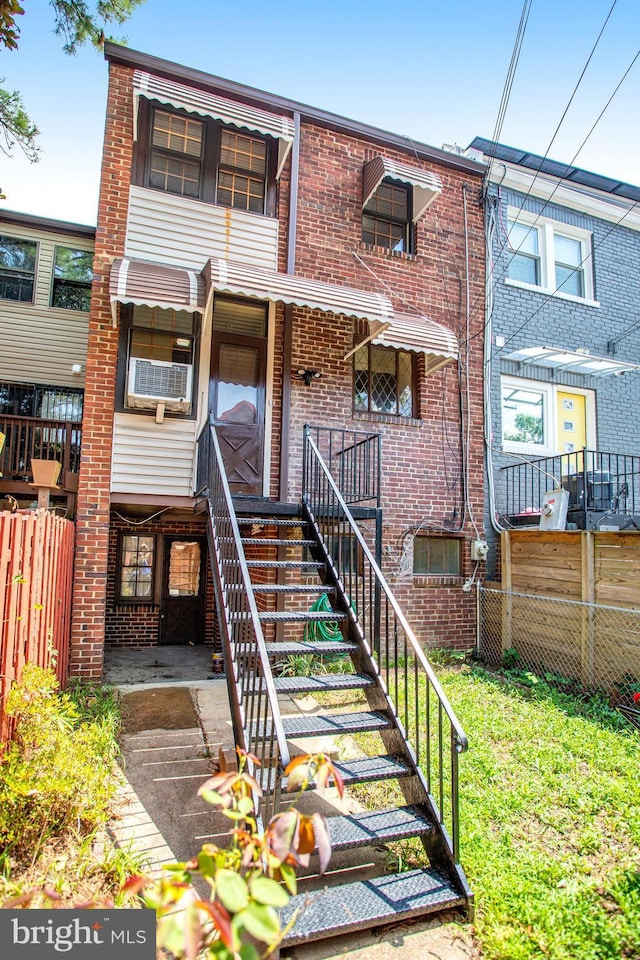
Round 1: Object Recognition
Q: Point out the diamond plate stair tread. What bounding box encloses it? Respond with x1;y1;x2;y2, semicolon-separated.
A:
331;754;412;784
266;640;356;655
281;868;464;945
273;673;372;694
238;518;304;527
241;537;314;546
280;711;391;737
251;584;335;594
259;610;346;622
245;560;324;569
326;805;432;850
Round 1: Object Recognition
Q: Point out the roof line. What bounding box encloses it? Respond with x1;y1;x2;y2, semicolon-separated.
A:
104;42;485;177
470;136;640;203
1;208;96;236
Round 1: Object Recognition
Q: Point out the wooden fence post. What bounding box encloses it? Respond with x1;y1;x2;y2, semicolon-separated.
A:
501;530;512;654
580;530;595;687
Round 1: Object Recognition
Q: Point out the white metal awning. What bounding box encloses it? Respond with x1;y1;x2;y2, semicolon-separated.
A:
109;257;206;324
503;346;640;377
362;155;443;220
132;70;295;178
345;313;458;375
204;258;394;323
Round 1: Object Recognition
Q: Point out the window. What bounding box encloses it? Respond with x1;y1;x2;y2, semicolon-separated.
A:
506;211;593;302
0;235;37;302
118;534;155;601
362;179;412;253
501;375;595;456
142;104;272;213
413;537;461;576
354;343;415;417
120;305;198;416
51;246;93;310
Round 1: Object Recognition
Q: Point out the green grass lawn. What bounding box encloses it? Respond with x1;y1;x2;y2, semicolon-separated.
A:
339;664;640;960
443;666;640;960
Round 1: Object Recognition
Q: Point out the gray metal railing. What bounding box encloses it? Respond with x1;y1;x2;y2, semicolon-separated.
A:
302;425;468;862
200;424;289;822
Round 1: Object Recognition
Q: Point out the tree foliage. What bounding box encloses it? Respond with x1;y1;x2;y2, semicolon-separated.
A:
0;0;146;172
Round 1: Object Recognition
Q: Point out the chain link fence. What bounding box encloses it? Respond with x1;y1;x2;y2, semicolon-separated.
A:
478;586;640;703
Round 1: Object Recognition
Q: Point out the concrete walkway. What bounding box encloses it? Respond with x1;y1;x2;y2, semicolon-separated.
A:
105;648;477;959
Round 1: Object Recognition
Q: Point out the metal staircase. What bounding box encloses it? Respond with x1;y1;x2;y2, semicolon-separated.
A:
200;423;472;946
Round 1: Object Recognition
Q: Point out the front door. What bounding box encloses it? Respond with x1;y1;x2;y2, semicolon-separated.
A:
556;391;587;454
210;298;268;496
159;537;206;645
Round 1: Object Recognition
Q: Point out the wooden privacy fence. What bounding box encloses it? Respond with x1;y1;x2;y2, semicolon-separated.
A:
478;530;640;693
0;511;74;742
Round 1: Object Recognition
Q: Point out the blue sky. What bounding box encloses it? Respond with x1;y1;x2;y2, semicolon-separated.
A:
2;0;639;226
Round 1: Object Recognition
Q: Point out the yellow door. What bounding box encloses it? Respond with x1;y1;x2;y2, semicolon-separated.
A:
556;391;586;454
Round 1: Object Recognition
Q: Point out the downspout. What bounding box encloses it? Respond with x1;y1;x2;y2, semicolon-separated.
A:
278;110;300;502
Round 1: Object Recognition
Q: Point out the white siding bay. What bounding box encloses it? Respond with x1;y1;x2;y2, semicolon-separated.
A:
111;413;197;497
0;304;88;386
125;186;279;271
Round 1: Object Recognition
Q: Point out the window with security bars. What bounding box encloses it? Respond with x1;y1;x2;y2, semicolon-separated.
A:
354;343;415;417
362;180;411;253
149;109;204;198
118;534;155;601
413;536;461;576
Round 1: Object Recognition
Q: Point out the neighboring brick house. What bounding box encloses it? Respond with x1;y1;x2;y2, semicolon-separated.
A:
70;43;487;679
470;137;640;576
0;211;94;516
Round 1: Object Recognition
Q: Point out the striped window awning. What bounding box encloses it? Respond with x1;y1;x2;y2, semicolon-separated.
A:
204;258;394;324
109;257;206;323
347;312;458;376
362;156;443;220
133;71;295;178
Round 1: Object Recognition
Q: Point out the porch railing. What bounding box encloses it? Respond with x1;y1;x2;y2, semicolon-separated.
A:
302;424;468;862
199;424;289;822
0;414;81;479
501;448;640;528
306;425;381;506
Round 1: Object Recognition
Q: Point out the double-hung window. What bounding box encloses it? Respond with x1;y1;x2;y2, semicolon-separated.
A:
51;246;93;310
118;533;155;601
142;104;272;213
506;211;593;302
354;343;415;417
362;179;412;253
0;235;37;302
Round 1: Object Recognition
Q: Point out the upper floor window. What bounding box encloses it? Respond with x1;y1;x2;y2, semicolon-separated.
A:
362;180;412;253
52;246;93;311
0;235;37;302
140;103;272;214
506;211;594;302
354;343;415;417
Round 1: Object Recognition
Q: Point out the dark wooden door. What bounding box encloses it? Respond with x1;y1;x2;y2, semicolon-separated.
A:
210;331;267;496
159;537;206;645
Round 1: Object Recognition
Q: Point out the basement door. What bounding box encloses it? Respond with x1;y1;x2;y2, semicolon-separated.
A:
159;537;206;645
210;298;268;496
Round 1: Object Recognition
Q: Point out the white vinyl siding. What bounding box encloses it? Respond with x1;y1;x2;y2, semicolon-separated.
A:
0;223;93;387
111;413;197;497
125;185;279;271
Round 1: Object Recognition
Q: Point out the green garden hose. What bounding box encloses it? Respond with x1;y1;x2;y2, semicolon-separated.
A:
303;592;343;643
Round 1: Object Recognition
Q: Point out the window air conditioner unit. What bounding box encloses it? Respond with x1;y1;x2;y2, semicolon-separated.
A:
127;358;193;414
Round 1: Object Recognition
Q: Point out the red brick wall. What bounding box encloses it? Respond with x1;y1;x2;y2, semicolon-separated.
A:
106;513;216;649
69;63;135;678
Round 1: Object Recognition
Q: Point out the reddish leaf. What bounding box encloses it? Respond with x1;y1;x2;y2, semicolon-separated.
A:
312;813;332;874
122;874;149;895
297;816;316;855
197;899;234;949
267;809;299;862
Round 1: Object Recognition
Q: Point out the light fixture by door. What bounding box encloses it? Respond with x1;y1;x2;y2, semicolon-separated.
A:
296;368;322;385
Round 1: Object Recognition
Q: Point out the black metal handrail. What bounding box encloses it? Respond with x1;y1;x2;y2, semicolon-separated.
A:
501;448;640;527
306;425;381;506
302;425;468;862
200;424;290;822
0;414;81;478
